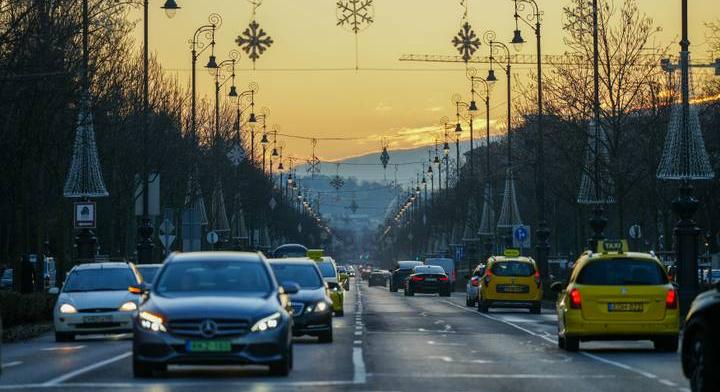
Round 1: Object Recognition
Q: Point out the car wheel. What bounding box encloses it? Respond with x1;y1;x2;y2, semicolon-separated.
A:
478;298;489;313
563;336;580;352
653;336;679;352
318;328;333;343
55;332;74;342
557;335;566;350
688;327;717;392
465;295;472;307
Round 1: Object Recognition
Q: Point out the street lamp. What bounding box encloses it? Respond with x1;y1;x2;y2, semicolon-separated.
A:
510;0;550;278
160;0;180;18
213;52;240;142
469;72;492;194
190;14;220;145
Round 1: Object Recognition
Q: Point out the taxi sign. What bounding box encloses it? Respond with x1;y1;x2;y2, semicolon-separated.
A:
598;240;628;254
306;249;324;261
503;248;521;257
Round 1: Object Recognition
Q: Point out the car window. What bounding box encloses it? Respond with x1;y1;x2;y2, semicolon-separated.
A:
414;266;445;274
337;266;347;273
2;269;11;279
491;261;535;277
316;262;337;278
63;267;136;292
271;264;324;289
155;261;272;296
576;259;667;286
137;267;160;283
273;246;307;258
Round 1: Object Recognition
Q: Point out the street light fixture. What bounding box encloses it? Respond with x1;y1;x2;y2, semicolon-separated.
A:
160;0;180;18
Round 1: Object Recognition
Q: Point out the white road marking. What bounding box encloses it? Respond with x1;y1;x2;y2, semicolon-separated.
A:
427;340;463;346
369;373;616;379
40;345;86;351
352;283;366;385
443;300;674;387
658;379;677;387
41;351;131;386
1;361;22;369
427;355;453;362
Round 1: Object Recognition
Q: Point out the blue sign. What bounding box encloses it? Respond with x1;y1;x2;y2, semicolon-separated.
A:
514;226;529;242
455;246;465;260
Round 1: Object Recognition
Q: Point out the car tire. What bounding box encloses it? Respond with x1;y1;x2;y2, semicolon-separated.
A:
563;336;580;352
465;295;472;307
269;348;291;377
685;324;717;392
133;356;163;378
478;299;489;313
55;332;74;342
557;335;566;350
653;336;679;352
318;328;333;343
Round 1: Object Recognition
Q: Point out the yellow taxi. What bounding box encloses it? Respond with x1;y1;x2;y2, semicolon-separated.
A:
553;240;679;352
478;249;543;314
307;250;345;317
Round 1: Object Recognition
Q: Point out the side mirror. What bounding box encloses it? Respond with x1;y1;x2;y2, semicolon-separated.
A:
128;283;147;295
281;282;300;295
550;281;564;293
48;287;60;295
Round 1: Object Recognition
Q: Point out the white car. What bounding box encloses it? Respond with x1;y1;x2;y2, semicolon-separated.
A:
51;262;142;342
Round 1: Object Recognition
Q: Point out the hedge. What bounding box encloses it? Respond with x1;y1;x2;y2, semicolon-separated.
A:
0;291;55;329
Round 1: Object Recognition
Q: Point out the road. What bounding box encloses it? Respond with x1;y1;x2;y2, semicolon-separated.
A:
0;280;690;391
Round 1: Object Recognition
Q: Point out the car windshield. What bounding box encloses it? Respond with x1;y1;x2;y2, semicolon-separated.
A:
271;263;324;289
491;261;535;277
273;246;307;258
577;259;668;286
137;267;160;283
63;267;136;292
317;262;336;278
155;260;272;296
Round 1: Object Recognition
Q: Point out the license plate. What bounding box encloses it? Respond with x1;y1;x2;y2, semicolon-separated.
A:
186;340;232;353
498;285;528;293
608;303;643;312
82;315;112;323
425;278;436;282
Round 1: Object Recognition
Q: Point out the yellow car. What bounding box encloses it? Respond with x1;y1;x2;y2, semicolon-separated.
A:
478;250;543;314
553;240;679;352
307;250;345;317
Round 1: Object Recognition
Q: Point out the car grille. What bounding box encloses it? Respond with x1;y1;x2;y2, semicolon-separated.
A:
77;308;117;313
167;318;250;337
291;302;305;315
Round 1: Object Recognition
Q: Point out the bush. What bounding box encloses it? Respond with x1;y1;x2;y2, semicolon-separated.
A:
0;291;55;329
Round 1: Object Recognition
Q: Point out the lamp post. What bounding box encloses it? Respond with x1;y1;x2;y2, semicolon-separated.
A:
511;0;549;277
468;74;491;189
454;116;462;181
191;14;220;143
137;0;182;264
213;53;240;143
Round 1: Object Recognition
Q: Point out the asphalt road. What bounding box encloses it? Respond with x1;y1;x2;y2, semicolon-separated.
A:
0;280;691;391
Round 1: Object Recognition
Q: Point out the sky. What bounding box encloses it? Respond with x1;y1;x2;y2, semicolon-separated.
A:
130;0;719;162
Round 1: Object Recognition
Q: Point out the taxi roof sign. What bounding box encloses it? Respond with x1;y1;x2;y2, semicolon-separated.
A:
503;248;521;257
598;240;628;254
306;249;324;261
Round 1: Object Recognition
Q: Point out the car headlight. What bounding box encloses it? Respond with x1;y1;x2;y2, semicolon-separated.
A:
314;301;329;313
119;301;137;312
139;311;167;332
251;312;281;332
59;303;77;314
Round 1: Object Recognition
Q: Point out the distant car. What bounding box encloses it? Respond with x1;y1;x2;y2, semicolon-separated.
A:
360;267;372;281
0;269;12;290
368;270;388;287
681;281;720;392
337;265;350;290
269;259;333;342
347;266;356;277
316;256;344;317
479;256;542;314
404;265;451;297
465;264;486;307
389;261;424;292
132;252;297;377
52;262;143;342
272;244;308;258
425;258;456;286
136;264;162;284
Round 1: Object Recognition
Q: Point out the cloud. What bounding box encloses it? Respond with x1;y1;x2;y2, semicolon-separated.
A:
374;102;393;112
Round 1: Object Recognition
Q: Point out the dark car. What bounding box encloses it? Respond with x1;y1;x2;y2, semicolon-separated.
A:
368;270;388;287
272;244;308;259
389;261;424;292
269;259;333;343
404;265;452;297
131;252;297;378
136;264;162;284
681;281;720;392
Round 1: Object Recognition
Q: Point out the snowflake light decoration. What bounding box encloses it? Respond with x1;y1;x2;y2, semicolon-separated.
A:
227;144;246;167
306;156;321;177
235;20;273;66
452;22;481;63
380;146;390;169
330;176;345;191
336;0;374;33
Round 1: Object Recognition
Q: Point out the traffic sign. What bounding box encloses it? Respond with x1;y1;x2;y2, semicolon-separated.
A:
159;234;176;249
206;231;219;245
512;225;531;249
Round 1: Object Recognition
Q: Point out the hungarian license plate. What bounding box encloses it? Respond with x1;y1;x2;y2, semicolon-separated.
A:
608;303;643;312
186;340;232;353
498;285;528;293
425;278;437;282
82;315;112;323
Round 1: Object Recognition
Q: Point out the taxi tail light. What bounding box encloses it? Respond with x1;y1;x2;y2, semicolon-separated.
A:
665;288;678;309
569;288;582;309
411;275;424;282
534;271;542;288
471;277;479;287
438;276;449;281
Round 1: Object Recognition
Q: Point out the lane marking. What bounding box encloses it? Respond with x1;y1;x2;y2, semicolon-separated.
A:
40;345;86;351
1;361;22;369
427;355;453;363
351;280;366;385
41;351;131;386
442;300;672;385
368;373;616;379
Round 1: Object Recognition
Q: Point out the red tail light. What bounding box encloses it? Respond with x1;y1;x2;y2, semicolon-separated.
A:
438;276;449;281
411;275;424;282
569;288;582;309
665;288;678;309
534;271;541;287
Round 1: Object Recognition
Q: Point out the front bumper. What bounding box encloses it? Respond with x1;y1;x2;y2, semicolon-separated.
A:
292;309;332;336
133;320;291;365
54;311;133;334
561;309;680;338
